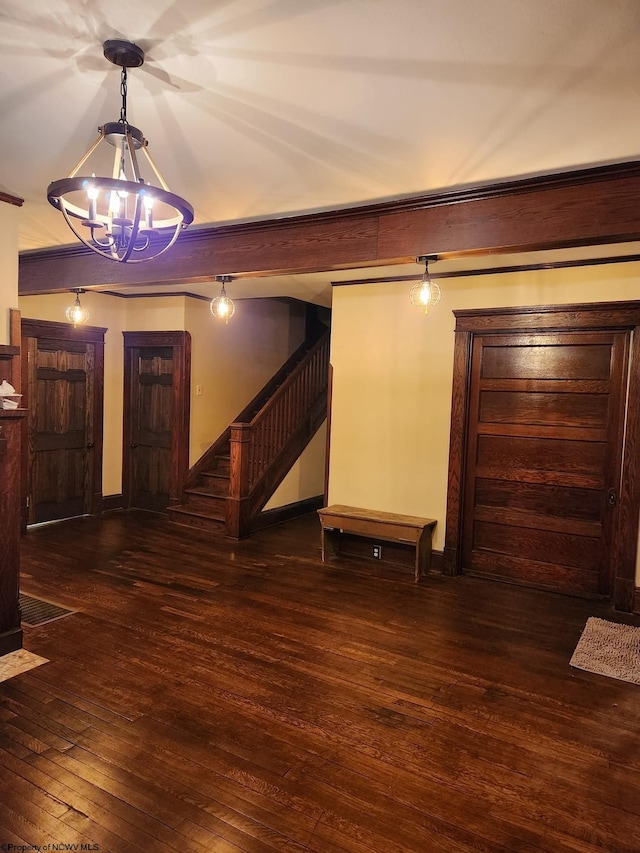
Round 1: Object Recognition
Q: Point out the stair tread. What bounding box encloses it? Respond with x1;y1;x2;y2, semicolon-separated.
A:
187;486;228;497
167;505;225;522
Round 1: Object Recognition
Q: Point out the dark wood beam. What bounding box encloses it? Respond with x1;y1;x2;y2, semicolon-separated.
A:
19;160;640;295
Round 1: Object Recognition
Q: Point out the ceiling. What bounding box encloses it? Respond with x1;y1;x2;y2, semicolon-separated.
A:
3;0;640;303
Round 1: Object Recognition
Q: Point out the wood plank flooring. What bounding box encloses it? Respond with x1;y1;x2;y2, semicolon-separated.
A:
1;510;639;852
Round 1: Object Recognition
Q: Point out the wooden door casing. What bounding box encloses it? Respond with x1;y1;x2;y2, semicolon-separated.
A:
123;332;190;513
21;319;105;525
444;301;640;611
460;331;628;597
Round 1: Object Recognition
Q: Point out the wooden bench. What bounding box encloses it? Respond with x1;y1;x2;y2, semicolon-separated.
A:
318;505;437;583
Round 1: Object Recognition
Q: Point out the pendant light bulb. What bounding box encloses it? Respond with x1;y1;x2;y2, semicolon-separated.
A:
410;256;441;314
210;277;235;324
65;290;89;328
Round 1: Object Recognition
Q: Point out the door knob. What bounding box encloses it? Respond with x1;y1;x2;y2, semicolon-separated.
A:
130;443;138;449
607;488;617;507
86;442;95;449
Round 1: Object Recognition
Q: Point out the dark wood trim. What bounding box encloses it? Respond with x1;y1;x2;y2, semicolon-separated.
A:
445;301;640;611
122;331;189;349
0;628;22;655
0;409;27;656
453;300;640;328
633;588;640;615
0;190;23;207
333;252;640;287
122;331;191;510
612;328;640;611
101;290;212;301
8;309;21;392
430;550;444;574
324;363;333;507
252;495;324;532
102;494;124;512
19;161;640;294
21;318;108;343
443;330;472;577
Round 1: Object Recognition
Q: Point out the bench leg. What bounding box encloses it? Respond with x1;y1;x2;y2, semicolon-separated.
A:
415;528;433;582
321;527;340;562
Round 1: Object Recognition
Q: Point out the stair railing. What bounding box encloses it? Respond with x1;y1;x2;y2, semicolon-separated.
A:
228;330;330;537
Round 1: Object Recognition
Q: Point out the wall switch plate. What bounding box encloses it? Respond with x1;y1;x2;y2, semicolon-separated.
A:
195;384;203;396
372;545;382;559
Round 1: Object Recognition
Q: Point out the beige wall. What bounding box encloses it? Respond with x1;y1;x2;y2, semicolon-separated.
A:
0;201;20;344
18;292;307;499
328;261;640;584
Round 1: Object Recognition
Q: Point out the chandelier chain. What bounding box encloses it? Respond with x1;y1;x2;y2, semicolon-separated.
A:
120;66;128;126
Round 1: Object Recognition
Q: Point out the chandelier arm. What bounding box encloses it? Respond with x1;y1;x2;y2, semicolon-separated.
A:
67;130;106;179
125;128;143;183
59;203;115;256
140;146;171;193
107;223;182;263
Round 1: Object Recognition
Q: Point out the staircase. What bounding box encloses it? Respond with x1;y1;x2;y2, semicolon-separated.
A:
167;326;330;538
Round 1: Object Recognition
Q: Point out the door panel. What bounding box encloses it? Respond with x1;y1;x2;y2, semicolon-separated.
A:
129;347;173;511
462;331;628;597
123;331;190;514
27;338;95;523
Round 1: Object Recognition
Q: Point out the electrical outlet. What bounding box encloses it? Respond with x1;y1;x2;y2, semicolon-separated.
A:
195;384;203;396
372;544;382;559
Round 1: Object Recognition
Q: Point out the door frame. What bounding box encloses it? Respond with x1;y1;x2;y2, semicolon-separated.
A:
20;317;106;519
444;300;640;612
122;331;191;509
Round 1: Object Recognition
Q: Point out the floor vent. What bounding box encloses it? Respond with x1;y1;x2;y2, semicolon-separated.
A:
19;593;76;628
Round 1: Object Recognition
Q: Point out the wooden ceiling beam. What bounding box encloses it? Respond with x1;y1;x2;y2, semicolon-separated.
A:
19;160;640;296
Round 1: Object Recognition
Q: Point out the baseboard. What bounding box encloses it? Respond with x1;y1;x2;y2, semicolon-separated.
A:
0;628;23;656
431;549;444;573
253;495;324;532
634;587;640;615
102;494;124;512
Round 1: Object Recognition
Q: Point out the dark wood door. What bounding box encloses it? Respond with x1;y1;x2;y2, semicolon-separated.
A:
128;346;173;511
26;336;98;524
461;331;628;597
123;332;191;513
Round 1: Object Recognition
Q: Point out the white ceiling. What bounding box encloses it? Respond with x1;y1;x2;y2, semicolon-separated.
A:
3;0;640;300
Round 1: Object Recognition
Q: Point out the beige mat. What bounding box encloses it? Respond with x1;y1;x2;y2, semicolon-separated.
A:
570;617;640;685
0;648;49;684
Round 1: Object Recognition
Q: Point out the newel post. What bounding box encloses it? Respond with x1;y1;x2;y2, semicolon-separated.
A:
227;422;253;539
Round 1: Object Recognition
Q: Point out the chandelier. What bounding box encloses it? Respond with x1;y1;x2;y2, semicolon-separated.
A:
409;255;441;314
47;40;194;263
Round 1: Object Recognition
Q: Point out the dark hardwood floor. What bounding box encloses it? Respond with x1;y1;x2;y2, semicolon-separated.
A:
1;510;639;852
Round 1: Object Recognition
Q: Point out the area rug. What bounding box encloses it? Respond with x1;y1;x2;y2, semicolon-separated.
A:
570;617;640;685
0;649;49;684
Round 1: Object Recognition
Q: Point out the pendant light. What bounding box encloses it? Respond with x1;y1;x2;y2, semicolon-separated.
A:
47;40;194;263
210;276;235;323
66;289;89;327
409;255;441;314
